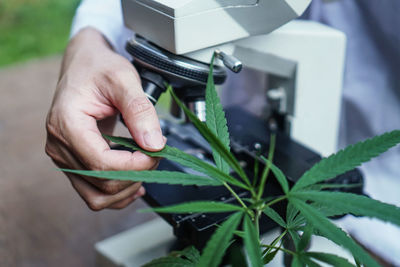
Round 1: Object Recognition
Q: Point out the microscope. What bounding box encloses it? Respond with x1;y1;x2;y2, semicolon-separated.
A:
96;0;364;264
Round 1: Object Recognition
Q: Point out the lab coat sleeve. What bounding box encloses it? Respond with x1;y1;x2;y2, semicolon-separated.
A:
70;0;133;57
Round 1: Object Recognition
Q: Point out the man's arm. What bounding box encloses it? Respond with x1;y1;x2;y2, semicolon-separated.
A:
45;26;165;210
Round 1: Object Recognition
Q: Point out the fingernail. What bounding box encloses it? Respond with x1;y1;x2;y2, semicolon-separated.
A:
144;130;165;149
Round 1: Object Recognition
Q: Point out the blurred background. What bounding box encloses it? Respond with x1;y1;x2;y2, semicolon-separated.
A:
0;1;155;266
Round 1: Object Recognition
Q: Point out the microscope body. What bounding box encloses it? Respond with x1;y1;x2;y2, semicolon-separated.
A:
122;0;345;157
119;0;362;250
122;0;311;54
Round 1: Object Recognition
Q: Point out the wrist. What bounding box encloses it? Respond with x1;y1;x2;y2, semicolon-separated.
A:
70;27;111;52
60;27;113;75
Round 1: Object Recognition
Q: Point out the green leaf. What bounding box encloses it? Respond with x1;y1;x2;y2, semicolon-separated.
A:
261;156;289;194
243;215;263;267
143;246;200;266
298;255;322;267
178;246;200;263
291;255;302;267
61;169;221;186
261;229;287;264
105;135;248;189
197;212;243;267
288;229;301;250
142;256;193;267
228;243;248;267
286;203;300;228
297;223;312;252
263;206;286;228
291;191;400;226
205;55;230;174
233;230;245;238
263;247;279;264
291;202;350;225
292;130;400;191
140;201;244;214
306;183;363;191
305;252;356;267
289;198;380;267
168;87;250;187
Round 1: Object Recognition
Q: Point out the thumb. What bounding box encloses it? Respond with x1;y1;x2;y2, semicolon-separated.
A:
122;95;166;151
111;70;166;151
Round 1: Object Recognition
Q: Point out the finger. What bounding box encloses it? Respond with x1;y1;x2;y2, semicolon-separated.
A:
66;173;143;211
66;112;159;173
104;67;166;151
47;138;141;194
97;115;118;137
108;186;146;209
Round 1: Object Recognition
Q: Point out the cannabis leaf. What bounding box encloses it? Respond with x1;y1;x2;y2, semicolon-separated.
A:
205;55;231;174
261;156;289;194
140;201;244;214
104;135;247;189
197;212;243;267
243;215;263;267
169;86;250;187
263;206;286;228
291;191;400;226
305;252;355;267
61;169;221;186
297;223;313;252
292;130;400;191
142;257;193;267
289;198;380;267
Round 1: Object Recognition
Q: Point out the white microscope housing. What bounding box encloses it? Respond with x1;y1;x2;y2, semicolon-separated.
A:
122;0;311;54
122;0;346;157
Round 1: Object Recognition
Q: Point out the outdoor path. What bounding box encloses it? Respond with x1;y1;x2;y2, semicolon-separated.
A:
0;56;156;267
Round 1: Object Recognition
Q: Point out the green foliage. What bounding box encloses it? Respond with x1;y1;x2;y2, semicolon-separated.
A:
197;212;243;267
104;135;247;189
140;201;244;214
243;215;264;267
291;191;400;226
304;252;355;267
297;223;313;252
292;130;400;191
143;246;200;267
205;55;231;174
289;198;380;267
62;56;400;267
0;0;80;67
169;86;251;187
261;156;289;194
61;169;221;187
263;206;286;228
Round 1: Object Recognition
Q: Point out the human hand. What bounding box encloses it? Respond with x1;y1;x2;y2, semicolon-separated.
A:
45;27;166;210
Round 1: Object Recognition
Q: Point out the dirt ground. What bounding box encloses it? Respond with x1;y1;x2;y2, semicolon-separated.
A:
0;56;156;267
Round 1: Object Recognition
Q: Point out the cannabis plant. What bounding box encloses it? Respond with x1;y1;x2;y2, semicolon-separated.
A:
64;57;400;267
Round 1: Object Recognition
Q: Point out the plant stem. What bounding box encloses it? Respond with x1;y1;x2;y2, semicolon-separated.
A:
252;148;262;187
264;195;287;208
272;229;288;248
261;244;295;256
254;210;262;236
223;182;248;210
256;134;276;200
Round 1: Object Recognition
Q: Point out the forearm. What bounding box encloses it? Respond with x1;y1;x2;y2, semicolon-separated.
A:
70;0;132;57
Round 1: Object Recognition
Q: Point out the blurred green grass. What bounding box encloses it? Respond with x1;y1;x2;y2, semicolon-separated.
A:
0;0;80;67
